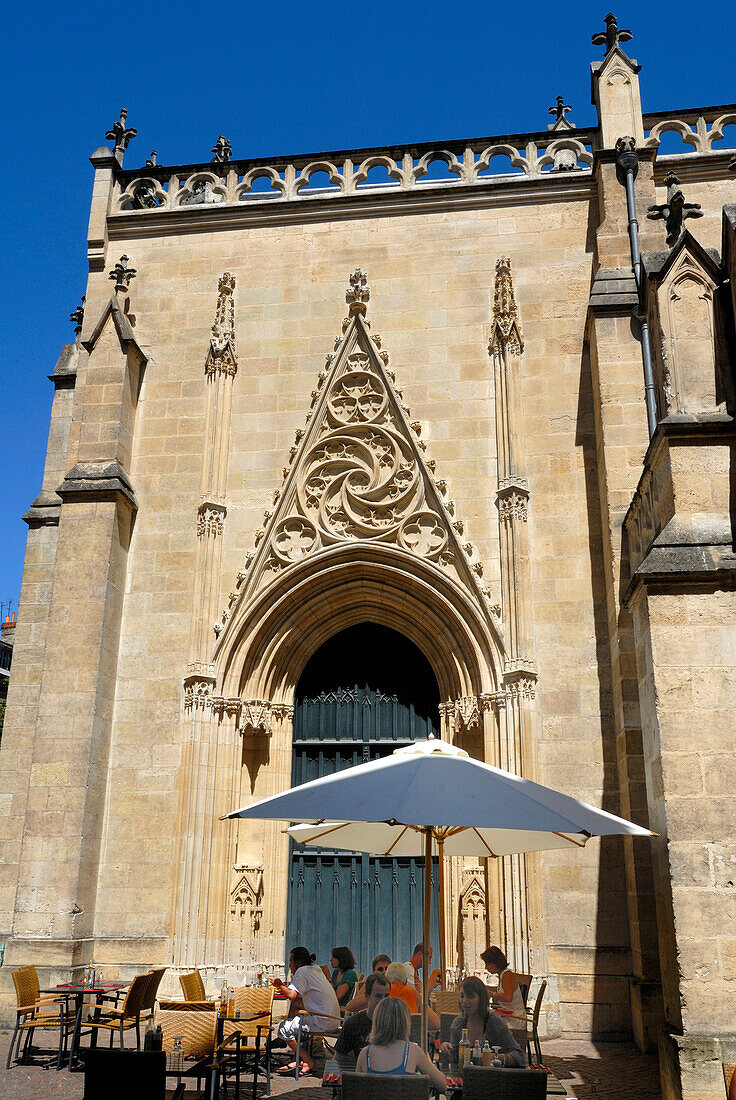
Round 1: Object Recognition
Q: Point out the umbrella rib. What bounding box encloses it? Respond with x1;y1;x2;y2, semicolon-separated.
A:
292;822;349;845
553;831;587;848
384;826;410;856
472;828;498;858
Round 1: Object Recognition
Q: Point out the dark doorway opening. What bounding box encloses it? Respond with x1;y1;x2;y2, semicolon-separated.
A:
285;623;441;973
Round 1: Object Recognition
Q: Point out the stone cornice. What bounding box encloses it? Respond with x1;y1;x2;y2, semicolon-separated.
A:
57;461;137;508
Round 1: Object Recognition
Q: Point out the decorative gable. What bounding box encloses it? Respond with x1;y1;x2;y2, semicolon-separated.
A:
645;233;728;415
215;270;499;644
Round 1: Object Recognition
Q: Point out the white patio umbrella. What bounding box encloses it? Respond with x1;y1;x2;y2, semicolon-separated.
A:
224;734;652;1048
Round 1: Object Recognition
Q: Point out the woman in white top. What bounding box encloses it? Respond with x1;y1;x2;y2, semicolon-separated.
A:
356;996;447;1091
480;946;526;1041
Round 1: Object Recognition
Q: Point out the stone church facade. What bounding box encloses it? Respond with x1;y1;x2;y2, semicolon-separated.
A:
1;16;735;1100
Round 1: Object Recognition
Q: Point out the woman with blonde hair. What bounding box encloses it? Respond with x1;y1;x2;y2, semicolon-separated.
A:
356;996;447;1090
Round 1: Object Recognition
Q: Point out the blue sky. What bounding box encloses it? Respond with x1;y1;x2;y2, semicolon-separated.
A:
2;0;735;611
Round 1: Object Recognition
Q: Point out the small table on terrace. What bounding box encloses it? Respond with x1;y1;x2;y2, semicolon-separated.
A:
322;1057;574;1098
42;982;127;1069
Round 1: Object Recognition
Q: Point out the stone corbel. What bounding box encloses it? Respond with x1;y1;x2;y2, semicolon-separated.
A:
240;700;274;737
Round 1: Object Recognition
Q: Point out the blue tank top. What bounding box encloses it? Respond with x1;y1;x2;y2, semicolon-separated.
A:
366;1042;410;1075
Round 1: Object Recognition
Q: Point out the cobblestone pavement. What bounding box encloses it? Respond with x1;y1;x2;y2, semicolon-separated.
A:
0;1030;661;1100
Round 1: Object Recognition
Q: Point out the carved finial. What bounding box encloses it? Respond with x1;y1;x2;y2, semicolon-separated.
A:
105;108;137;161
69;295;85;337
489;257;524;355
109;254;137;295
346;268;370;315
211;135;232;163
146;150;157;167
206;272;237;375
592;12;633;54
548;96;573;129
647;171;703;246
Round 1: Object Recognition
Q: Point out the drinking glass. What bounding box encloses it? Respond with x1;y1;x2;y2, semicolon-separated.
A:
491;1046;503;1067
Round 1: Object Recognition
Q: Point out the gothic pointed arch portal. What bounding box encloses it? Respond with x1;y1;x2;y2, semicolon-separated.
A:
177;270;543;984
286;622;441;966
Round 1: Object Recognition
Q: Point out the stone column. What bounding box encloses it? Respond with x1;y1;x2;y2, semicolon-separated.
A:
487;258;545;979
175;274;239;967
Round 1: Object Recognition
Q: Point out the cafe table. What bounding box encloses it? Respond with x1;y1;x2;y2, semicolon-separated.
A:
322;1057;576;1098
41;981;126;1069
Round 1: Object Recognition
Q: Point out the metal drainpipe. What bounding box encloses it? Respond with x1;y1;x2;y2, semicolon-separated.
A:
615;139;658;437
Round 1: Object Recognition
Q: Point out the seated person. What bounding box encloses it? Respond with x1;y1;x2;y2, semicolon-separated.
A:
441;975;526;1067
272;945;341;1076
480;946;525;1016
356;995;447;1091
386;962;440;1031
345;954;391;1014
330;945;358;1007
403;942;442;996
335;972;391;1059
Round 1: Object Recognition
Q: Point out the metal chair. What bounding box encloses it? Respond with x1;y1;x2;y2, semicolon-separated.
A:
180;968;208;1001
82;972;152;1050
463;1066;548;1100
526;979;547;1066
6;967;74;1070
341;1071;430;1100
83;1048;185;1100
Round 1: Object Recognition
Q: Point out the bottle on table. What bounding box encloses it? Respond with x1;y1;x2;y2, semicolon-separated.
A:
481;1040;492;1067
227;986;235;1017
220;980;228;1017
472;1040;482;1065
459;1027;470;1067
153;1025;163;1052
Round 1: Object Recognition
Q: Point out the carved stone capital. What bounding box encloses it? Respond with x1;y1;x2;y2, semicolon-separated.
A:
240;700;274;737
441;695;483;735
197;500;227;537
183;675;216;710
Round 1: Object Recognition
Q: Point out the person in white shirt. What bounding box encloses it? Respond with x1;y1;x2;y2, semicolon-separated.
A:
272;945;341;1076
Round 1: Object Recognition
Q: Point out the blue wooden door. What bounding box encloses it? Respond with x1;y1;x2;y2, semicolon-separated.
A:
286;624;441;973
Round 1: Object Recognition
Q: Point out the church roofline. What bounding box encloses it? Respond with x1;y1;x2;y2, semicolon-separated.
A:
111;102;736;182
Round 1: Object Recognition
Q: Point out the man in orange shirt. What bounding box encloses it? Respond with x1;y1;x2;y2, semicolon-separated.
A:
386;962;440;1029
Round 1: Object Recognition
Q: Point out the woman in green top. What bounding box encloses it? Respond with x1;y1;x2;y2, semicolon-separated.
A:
330;945;358;1006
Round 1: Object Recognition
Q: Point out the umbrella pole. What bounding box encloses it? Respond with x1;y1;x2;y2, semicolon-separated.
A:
438;835;446;991
422;826;431;1053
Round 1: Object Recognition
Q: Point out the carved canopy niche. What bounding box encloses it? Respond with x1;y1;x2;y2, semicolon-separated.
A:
645;233;731;415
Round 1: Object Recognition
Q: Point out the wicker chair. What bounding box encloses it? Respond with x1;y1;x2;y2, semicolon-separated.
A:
293;1007;343;1079
516;973;532;1008
432;989;460;1015
82;972;152;1050
439;1011;456;1046
462;1066;548;1100
140;967;168;1024
156;999;241;1097
341;1071;430;1100
83;1048;185;1100
525;979;547;1066
180;969;208;1001
221;985;275;1100
7;967;74;1070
